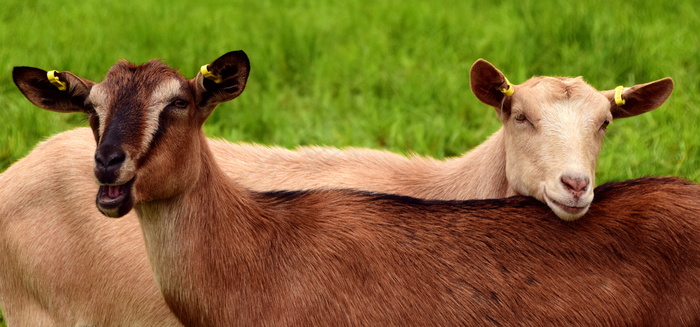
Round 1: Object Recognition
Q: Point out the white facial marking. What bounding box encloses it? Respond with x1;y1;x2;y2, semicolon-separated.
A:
541;98;595;172
87;84;111;139
140;78;184;153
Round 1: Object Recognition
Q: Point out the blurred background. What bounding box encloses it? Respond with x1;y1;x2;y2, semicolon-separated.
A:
1;0;698;323
2;0;698;183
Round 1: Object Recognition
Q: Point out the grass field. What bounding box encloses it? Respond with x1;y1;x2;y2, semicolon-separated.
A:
0;0;698;324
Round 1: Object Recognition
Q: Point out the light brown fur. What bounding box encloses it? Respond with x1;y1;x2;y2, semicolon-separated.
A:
0;133;181;326
10;52;699;326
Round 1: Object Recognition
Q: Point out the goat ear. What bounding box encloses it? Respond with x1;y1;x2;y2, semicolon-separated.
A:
13;67;94;113
193;50;250;114
470;59;513;108
601;77;674;119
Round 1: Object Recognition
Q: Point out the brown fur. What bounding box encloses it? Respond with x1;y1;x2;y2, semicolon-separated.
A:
155;151;700;326
11;52;699;326
5;54;679;325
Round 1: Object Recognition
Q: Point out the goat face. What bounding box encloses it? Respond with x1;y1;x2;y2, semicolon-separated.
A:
470;59;674;221
88;61;200;217
500;77;610;221
12;51;250;218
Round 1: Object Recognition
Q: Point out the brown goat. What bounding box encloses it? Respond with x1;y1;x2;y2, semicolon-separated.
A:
12;50;700;326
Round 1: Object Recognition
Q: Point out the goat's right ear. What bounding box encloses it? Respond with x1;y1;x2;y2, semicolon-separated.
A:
193;50;250;115
470;59;514;108
12;67;94;113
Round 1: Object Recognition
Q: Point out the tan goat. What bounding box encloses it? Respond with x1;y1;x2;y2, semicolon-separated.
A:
12;50;700;326
0;132;182;326
203;59;674;221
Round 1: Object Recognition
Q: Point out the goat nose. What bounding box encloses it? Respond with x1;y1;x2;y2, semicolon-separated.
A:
560;175;590;198
95;146;126;172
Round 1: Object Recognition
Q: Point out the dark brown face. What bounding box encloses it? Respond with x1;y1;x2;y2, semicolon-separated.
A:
12;52;250;219
12;51;251;218
86;60;196;217
88;52;251;218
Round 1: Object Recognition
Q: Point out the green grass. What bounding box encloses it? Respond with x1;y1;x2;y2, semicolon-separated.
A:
0;0;699;323
2;0;699;181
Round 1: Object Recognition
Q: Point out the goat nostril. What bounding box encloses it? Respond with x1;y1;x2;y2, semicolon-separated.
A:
95;148;126;170
561;175;590;193
109;151;126;167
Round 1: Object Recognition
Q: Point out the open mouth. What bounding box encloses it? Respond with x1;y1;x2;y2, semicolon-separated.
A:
96;178;135;217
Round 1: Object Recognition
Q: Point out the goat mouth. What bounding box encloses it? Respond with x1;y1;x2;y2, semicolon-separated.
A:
96;178;135;218
543;190;589;219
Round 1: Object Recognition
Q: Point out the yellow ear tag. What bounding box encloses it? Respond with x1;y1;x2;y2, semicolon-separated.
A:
498;77;514;96
614;85;626;106
200;64;223;83
47;70;67;91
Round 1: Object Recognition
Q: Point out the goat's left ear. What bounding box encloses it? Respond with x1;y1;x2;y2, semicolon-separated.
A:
601;77;674;119
13;67;94;113
193;50;250;115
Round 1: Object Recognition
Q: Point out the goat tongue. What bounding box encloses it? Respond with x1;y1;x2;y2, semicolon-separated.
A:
107;185;122;199
99;185;124;202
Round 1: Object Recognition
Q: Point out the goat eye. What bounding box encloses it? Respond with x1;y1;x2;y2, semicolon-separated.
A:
171;99;188;109
601;120;610;130
84;102;95;113
514;113;528;122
